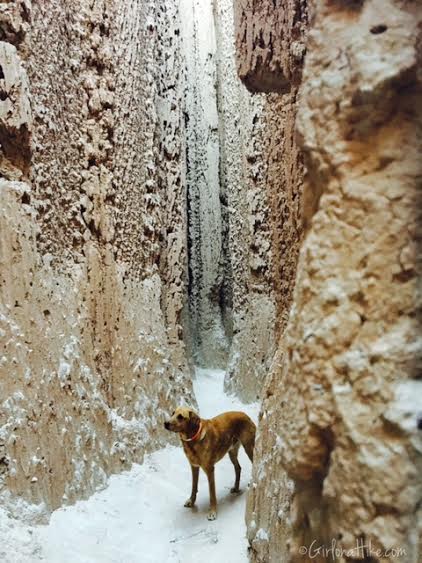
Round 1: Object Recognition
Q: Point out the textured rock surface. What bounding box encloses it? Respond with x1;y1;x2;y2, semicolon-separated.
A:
213;0;278;401
0;0;193;518
224;0;305;403
180;0;276;390
240;0;422;562
182;0;303;401
234;0;307;94
220;82;304;401
179;0;228;368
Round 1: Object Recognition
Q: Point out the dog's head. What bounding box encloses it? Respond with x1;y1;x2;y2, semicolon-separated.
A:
164;407;200;435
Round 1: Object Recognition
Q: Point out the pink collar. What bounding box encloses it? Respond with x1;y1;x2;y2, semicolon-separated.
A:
181;421;203;442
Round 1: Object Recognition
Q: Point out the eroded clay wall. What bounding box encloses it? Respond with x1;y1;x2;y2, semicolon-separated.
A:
182;0;301;401
0;0;193;519
179;0;228;368
213;0;278;402
235;1;422;562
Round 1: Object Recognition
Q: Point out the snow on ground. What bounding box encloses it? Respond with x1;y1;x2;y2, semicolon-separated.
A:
1;368;259;563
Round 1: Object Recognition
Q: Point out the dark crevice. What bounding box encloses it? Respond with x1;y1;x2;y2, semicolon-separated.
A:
370;24;387;34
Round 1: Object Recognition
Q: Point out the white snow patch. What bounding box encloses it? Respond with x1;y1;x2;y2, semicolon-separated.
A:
0;508;45;562
255;528;269;542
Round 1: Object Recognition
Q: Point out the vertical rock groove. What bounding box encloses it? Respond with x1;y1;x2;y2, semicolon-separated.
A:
180;0;228;369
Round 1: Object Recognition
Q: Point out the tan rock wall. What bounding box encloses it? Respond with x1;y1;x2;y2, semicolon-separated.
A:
0;0;193;519
222;87;305;401
179;0;229;368
181;0;295;401
213;0;279;401
180;0;304;402
234;0;307;94
224;0;306;403
237;0;422;562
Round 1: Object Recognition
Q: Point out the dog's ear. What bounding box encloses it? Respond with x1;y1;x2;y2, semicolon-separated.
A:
188;410;200;423
187;410;200;432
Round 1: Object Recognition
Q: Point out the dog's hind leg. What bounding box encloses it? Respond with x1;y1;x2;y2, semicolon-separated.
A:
184;465;199;508
228;442;241;493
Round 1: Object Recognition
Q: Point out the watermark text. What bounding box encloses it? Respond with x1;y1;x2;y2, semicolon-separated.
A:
299;538;406;560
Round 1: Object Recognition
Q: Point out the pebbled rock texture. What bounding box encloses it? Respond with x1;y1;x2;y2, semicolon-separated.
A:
213;0;279;401
0;0;193;519
179;0;228;368
238;0;422;562
182;0;304;401
233;0;308;94
226;0;306;401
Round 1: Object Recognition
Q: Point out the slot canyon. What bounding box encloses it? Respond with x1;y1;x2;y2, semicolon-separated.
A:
0;0;421;562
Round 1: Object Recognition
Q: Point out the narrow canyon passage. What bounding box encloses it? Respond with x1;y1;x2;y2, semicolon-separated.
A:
181;0;279;383
1;0;421;562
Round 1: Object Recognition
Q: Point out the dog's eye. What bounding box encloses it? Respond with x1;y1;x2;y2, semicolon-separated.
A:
177;414;183;421
171;411;175;416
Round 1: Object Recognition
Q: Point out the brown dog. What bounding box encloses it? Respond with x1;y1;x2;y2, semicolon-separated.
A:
164;406;256;520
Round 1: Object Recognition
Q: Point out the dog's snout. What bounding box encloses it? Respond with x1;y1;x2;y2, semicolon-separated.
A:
164;421;169;430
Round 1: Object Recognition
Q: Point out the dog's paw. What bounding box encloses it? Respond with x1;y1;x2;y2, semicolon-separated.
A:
207;510;217;521
184;498;195;508
230;487;240;494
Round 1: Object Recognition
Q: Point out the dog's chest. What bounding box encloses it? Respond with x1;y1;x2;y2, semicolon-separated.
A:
182;442;201;467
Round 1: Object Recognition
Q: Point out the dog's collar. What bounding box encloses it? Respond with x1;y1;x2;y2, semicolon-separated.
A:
181;421;204;442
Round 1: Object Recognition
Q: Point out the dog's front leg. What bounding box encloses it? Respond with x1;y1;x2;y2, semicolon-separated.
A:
205;465;217;520
184;465;199;508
